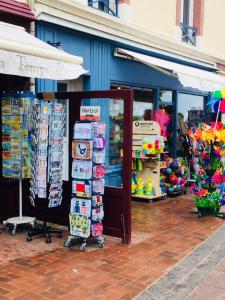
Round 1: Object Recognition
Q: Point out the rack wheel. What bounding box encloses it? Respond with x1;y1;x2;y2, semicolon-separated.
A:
57;232;62;238
27;236;32;242
98;241;104;248
11;228;16;236
46;238;51;244
64;239;72;248
4;224;11;232
79;243;86;251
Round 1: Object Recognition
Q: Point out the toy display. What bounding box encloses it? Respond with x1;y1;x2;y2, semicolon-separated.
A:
161;158;187;195
132;121;167;201
189;121;225;217
66;111;106;250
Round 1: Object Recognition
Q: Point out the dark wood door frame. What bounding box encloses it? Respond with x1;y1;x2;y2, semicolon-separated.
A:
37;89;133;244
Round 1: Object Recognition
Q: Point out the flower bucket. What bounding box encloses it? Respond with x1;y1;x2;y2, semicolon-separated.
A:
196;205;221;217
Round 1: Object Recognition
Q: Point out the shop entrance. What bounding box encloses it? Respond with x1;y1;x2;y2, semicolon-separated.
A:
35;89;134;244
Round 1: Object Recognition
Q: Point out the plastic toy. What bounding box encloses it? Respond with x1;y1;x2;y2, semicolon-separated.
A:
145;179;154;195
136;178;145;195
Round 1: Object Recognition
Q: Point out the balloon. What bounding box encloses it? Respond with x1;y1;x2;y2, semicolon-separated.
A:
170;161;178;170
175;167;181;175
169;174;177;184
165;168;172;175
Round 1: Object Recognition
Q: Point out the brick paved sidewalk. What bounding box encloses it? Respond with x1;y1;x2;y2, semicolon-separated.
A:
186;246;225;300
0;195;224;300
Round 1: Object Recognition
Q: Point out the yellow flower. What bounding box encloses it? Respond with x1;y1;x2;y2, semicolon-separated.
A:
216;129;225;142
202;129;213;142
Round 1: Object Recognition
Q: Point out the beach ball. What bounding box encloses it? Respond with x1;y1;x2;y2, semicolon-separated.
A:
170;161;178;170
169;174;177;184
165;167;172;175
169;187;174;193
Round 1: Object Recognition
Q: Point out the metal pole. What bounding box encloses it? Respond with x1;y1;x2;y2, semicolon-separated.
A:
19;178;22;220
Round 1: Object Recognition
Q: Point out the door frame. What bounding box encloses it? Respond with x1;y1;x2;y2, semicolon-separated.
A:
37;89;133;244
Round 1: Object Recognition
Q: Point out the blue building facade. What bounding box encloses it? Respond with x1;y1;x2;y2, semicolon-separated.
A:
36;21;210;186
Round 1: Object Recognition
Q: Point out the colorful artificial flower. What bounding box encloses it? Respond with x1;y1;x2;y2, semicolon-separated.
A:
211;122;223;131
202;127;214;142
212;170;223;185
215;129;225;142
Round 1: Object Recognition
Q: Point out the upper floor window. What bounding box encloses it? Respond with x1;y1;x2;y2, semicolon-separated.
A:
180;0;197;46
88;0;118;16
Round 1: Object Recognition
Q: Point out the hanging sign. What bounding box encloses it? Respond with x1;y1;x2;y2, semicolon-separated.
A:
80;106;101;121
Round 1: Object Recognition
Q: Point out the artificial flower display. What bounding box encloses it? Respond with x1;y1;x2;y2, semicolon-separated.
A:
189;121;225;216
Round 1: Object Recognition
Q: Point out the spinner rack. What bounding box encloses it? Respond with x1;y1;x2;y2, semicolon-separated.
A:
2;92;35;235
65;120;106;251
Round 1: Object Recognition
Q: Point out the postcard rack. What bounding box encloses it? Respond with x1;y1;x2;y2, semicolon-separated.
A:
64;117;106;251
1;92;36;235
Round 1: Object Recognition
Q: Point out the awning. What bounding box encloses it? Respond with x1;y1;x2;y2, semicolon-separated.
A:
0;0;36;21
115;48;225;92
0;22;87;80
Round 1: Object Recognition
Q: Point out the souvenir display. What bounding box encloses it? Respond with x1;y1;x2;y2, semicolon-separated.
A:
70;198;91;217
73;122;93;140
72;160;93;180
68;109;106;250
1;92;33;179
189;121;225;216
72;140;93;160
131;121;167;200
72;180;92;198
161;158;187;195
29;100;65;208
69;214;91;238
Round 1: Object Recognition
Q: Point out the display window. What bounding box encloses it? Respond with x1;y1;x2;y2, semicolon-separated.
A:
109;99;124;166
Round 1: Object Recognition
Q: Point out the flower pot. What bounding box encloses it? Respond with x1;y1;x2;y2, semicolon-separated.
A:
196;205;220;217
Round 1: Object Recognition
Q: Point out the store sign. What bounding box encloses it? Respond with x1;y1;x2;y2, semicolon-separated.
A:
133;121;160;134
0;48;85;80
80;106;101;121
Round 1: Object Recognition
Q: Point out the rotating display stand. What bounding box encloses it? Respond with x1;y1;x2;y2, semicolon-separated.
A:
65;107;106;251
1;92;35;235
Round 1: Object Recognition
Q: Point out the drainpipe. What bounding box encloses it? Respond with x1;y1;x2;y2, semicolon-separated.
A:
28;0;35;93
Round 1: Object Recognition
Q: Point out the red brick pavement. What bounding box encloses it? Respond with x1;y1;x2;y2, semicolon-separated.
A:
0;195;224;300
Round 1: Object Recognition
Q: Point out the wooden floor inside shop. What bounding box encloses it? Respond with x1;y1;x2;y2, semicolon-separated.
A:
0;193;224;300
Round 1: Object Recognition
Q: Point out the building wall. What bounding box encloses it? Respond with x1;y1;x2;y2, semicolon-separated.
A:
202;0;225;57
129;0;225;60
130;0;177;38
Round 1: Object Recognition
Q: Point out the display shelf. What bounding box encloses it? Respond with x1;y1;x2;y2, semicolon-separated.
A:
132;121;167;201
132;193;167;200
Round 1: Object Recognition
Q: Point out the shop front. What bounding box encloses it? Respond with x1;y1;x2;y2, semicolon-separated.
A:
0;20;87;228
36;21;225;189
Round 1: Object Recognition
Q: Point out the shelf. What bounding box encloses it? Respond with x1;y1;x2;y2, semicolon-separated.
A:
132;193;167;200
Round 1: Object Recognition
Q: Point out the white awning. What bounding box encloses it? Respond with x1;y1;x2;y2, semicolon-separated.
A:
0;22;88;80
115;48;225;92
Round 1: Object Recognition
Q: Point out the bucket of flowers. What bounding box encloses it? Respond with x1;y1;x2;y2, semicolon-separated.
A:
189;122;225;217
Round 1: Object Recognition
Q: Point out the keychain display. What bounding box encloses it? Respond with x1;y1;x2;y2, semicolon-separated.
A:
29;100;65;208
68;114;106;250
1;92;33;179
